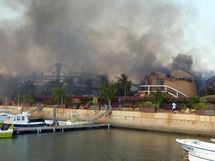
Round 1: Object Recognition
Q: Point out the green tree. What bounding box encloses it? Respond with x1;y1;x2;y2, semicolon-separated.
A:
187;96;200;109
152;91;164;112
52;87;66;104
195;98;208;109
115;73;132;96
18;80;37;105
51;87;67;126
187;96;207;109
40;80;63;96
100;81;116;109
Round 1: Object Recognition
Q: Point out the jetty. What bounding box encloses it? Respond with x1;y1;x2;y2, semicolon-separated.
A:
5;105;112;135
15;123;110;134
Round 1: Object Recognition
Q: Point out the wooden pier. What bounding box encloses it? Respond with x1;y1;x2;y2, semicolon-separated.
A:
15;124;111;134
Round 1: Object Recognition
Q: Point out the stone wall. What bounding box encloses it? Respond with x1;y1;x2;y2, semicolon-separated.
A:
0;106;101;121
1;106;215;136
110;111;215;135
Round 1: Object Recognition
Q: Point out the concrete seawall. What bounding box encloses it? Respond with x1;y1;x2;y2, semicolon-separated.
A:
110;111;215;136
1;106;215;136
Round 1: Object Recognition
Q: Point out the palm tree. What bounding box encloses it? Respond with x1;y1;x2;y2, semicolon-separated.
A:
40;80;63;96
152;91;164;113
116;73;132;96
187;96;200;109
52;87;66;104
51;87;67;126
99;82;116;110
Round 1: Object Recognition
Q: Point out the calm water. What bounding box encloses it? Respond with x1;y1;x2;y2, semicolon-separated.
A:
0;128;210;161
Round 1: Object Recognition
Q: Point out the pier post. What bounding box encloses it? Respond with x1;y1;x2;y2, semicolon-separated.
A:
37;128;41;133
108;124;110;131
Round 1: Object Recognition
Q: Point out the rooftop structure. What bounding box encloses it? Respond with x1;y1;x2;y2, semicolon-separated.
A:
139;70;197;98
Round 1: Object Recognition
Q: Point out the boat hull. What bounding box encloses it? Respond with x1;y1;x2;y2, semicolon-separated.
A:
176;139;215;155
0;123;14;138
14;122;47;128
188;152;215;161
0;130;13;138
45;120;89;126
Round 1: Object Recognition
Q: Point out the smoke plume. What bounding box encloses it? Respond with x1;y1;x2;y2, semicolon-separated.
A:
171;54;193;72
0;0;206;81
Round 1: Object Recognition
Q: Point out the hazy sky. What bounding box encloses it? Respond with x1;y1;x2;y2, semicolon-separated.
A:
0;0;215;80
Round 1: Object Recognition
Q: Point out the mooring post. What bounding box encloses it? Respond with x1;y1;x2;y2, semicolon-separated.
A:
37;128;41;133
108;124;110;131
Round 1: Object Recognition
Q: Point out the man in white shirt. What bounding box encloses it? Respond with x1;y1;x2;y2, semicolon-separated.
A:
172;102;176;113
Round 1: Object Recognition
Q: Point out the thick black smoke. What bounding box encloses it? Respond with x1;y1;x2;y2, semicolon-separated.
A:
0;0;200;81
0;75;20;98
171;54;193;72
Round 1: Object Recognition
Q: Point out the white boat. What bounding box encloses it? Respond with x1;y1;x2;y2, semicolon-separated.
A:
188;151;215;161
0;112;11;122
176;139;215;155
45;120;89;126
5;112;47;128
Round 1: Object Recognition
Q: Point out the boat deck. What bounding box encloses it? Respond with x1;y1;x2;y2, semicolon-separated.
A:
15;123;110;134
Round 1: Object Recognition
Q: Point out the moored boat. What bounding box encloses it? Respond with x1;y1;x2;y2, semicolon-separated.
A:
188;151;215;161
5;112;47;128
45;120;89;126
176;139;215;155
0;112;11;122
0;123;14;138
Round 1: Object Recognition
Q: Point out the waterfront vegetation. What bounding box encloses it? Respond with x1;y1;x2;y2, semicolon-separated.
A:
0;73;214;115
152;91;164;112
99;81;116;108
52;87;67;104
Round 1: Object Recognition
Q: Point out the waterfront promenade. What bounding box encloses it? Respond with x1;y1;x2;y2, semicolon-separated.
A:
1;105;215;136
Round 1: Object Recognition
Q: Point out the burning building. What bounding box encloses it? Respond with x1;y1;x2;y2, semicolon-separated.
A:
138;69;197;98
30;63;106;96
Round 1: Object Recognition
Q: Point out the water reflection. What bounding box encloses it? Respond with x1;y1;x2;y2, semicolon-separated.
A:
0;129;210;161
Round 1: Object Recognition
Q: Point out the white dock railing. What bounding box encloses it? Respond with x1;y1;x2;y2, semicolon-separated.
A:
139;85;188;98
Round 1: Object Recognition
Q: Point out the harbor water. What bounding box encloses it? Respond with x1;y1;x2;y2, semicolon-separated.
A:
0;128;210;161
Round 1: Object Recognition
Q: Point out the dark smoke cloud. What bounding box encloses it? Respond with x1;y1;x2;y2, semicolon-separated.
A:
0;75;20;98
171;54;193;72
0;0;198;81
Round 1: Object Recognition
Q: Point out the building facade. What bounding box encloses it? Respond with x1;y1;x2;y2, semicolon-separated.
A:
139;70;197;98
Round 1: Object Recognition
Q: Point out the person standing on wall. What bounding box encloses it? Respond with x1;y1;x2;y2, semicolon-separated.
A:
172;102;176;113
